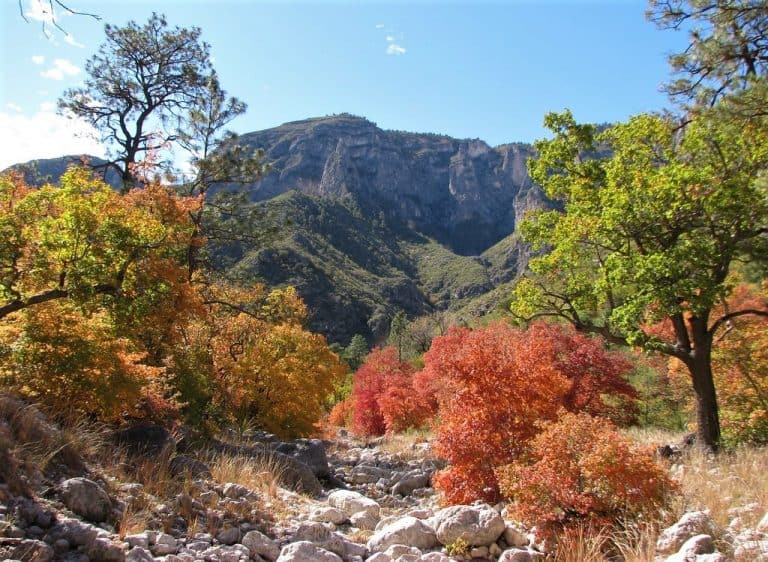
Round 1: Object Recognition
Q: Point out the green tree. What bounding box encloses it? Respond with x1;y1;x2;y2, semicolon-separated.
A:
59;13;212;190
648;0;768;110
175;70;268;276
342;334;369;371
0;167;198;321
511;109;768;451
388;310;408;361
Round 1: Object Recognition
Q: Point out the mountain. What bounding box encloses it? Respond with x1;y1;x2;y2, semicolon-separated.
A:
3;114;547;344
231;114;541;256
214;114;546;343
2;155;121;189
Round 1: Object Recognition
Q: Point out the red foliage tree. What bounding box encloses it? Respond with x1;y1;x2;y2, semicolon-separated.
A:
423;321;636;504
351;346;428;436
496;411;676;541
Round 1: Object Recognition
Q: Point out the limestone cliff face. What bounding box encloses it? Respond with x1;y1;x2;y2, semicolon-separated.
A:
234;114;542;256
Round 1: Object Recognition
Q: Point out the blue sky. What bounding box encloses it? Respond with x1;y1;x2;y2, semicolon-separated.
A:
0;0;689;169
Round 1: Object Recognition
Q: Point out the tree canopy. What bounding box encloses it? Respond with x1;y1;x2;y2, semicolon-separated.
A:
0;167;199;321
59;13;212;190
648;0;768;108
511;108;768;450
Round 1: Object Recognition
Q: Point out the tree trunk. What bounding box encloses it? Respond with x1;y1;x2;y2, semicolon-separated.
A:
687;347;721;452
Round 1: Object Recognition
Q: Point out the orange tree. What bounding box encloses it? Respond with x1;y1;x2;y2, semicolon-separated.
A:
350;346;431;436
0;167;199;321
662;282;768;445
496;411;676;541
0;167;199;420
422;321;635;504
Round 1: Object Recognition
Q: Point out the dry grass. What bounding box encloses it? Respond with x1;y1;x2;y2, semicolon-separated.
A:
0;395;118;482
347;528;374;544
117;507;152;539
378;428;433;461
119;442;178;499
621;427;688;448
207;450;287;499
553;526;612;562
675;446;768;530
611;524;659;562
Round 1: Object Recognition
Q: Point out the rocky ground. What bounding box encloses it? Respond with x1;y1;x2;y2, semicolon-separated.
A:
1;397;767;561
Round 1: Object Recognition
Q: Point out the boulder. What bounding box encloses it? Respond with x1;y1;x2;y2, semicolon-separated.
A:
47;517;99;547
113;424;174;457
169;455;211;479
291;522;346;557
86;537;126;562
498;549;539;562
657;512;720;556
150;532;177;556
366;516;438;553
0;539;54;562
328;490;380;519
242;530;280;561
216;526;241;545
125;547;154;562
275;439;331;478
61;477;113;523
431;504;505;547
384;545;422;559
418;554;452;562
275;541;342;562
503;523;529;548
391;472;430;497
350;509;379;530
309;506;348;525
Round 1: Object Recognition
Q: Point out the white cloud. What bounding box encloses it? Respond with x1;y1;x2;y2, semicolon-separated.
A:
375;23;385;29
385;35;395;42
386;43;407;56
24;0;55;24
31;55;45;65
40;58;81;80
64;34;85;48
6;103;22;112
0;106;104;170
39;101;56;112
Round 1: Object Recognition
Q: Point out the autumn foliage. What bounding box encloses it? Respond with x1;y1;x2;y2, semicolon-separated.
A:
327;396;355;428
0;302;178;422
0;169;345;435
496;411;676;541
350;346;432;436
423;322;636;504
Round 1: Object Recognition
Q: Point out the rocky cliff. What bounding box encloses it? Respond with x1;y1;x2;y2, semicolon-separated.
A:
232;114;543;256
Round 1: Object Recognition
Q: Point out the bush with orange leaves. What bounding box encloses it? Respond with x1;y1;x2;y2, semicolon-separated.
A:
327;396;355;428
424;321;636;504
351;346;434;436
496;411;677;541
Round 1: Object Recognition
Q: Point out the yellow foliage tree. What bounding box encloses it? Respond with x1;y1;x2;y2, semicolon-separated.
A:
0;302;177;422
172;282;345;437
